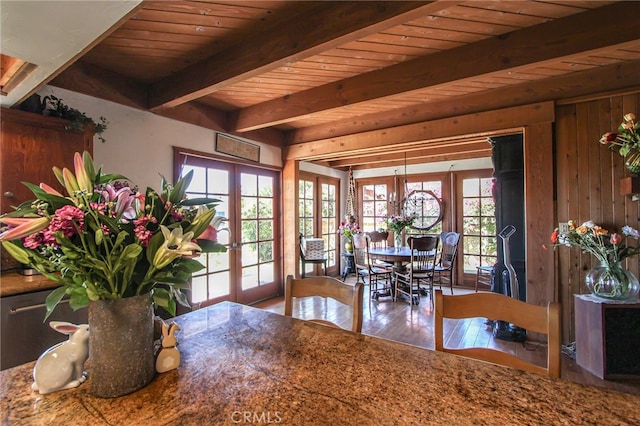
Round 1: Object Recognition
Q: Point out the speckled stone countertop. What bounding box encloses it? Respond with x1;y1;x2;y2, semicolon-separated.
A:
0;272;58;297
2;302;639;425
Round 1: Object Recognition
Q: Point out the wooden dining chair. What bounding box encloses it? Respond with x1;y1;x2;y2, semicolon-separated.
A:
394;235;439;305
433;231;461;293
284;275;364;333
352;234;392;300
434;289;561;378
367;230;393;269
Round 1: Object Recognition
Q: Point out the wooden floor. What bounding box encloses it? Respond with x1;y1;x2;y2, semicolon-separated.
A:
254;276;640;396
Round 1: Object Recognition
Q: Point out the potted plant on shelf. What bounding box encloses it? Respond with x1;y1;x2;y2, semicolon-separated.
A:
44;95;109;143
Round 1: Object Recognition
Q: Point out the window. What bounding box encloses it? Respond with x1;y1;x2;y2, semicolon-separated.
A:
460;175;497;274
361;182;389;232
405;180;443;236
299;179;314;237
320;182;338;266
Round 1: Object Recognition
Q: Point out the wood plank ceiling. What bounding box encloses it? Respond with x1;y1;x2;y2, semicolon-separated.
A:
49;0;640;170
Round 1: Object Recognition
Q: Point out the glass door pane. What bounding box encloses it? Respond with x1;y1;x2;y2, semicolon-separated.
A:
177;154;280;306
182;163;233;305
239;171;277;296
461;176;497;274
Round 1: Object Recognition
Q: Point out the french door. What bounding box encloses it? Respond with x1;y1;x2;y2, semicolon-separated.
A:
176;152;280;306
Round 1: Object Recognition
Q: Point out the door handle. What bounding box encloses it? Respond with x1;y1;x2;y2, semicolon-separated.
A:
9;298;70;315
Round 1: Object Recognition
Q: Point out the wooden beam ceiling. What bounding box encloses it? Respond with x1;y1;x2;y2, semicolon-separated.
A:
234;2;640;132
147;1;452;111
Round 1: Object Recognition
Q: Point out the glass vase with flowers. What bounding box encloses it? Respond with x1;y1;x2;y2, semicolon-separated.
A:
385;213;417;250
550;220;640;300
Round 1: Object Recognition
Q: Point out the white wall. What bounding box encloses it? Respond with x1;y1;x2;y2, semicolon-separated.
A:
37;86;282;190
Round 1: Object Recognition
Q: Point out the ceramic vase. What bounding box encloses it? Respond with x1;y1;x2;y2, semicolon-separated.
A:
345;241;353;253
88;293;156;398
585;262;640;300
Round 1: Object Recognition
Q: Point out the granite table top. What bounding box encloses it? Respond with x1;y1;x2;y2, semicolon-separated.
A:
1;301;639;425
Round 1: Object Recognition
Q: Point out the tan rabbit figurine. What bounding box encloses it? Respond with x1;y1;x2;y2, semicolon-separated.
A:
156;321;181;373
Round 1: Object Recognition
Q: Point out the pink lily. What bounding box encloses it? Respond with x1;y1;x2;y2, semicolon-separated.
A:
39;183;63;196
0;217;49;241
73;152;92;193
62;167;79;195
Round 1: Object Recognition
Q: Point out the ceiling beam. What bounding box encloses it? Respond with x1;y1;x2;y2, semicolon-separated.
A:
326;141;491;169
49;61;147;110
287;60;640;145
235;2;640;132
284;102;552;161
148;1;451;111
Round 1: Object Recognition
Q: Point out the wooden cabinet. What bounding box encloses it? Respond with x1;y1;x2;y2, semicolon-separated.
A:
1;107;93;270
574;294;640;380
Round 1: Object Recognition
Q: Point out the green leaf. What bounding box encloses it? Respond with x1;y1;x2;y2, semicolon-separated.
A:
146;231;164;265
69;292;90;311
169;170;192;204
44;287;67;321
121;243;143;260
98;173;129;183
197;240;228;253
180;197;221;206
82;151;96;181
152;276;189;285
153;287;176;316
173;288;190;307
187;209;215;239
21;182;73;208
177;257;206;273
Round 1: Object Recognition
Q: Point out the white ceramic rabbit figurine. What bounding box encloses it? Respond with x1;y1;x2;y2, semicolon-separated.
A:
156;321;181;373
32;321;90;395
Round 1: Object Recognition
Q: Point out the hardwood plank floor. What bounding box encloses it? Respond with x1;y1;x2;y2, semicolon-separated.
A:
253;276;640;396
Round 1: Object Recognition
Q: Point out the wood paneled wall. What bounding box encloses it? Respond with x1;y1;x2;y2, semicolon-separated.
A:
555;92;640;342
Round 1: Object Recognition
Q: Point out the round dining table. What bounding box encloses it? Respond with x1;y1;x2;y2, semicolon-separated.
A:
367;246;414;268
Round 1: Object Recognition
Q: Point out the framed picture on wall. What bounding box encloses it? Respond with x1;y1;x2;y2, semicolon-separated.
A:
215;133;260;162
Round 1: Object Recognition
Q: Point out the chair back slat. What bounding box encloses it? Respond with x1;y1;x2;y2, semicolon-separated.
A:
408;235;439;273
285;275;364;332
434;289;561;378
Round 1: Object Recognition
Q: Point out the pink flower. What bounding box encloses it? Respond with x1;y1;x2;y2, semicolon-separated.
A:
610;233;623;245
49;205;85;238
198;225;218;242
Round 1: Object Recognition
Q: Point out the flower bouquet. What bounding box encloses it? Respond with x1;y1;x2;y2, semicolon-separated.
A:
337;218;361;242
385;213;416;235
550;220;640;299
599;112;640;174
0;151;227;318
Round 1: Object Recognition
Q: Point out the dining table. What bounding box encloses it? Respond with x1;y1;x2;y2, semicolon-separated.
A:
367;246;414;269
1;301;639;425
